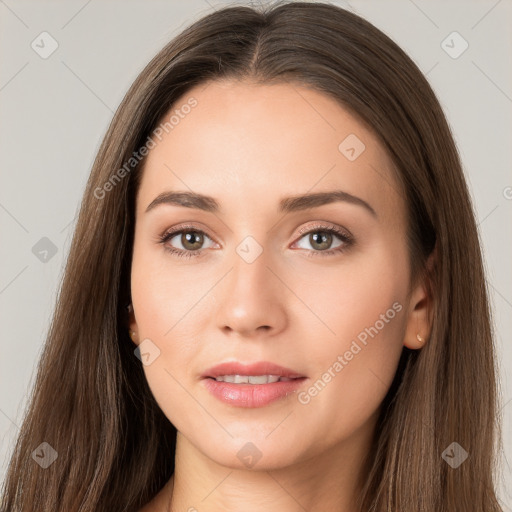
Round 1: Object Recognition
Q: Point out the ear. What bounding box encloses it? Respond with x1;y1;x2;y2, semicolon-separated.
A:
127;303;140;347
403;247;436;350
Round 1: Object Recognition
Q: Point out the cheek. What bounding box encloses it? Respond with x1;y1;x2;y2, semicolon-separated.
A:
295;250;408;438
292;239;408;349
130;238;212;344
129;242;217;426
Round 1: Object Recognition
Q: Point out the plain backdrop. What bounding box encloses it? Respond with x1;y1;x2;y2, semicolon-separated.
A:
1;0;511;507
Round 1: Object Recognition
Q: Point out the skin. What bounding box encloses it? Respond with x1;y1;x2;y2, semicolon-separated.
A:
129;80;433;512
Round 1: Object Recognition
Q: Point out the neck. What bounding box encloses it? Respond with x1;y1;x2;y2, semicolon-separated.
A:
166;417;377;512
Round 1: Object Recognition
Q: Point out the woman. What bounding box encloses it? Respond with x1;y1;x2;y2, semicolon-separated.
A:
1;1;504;511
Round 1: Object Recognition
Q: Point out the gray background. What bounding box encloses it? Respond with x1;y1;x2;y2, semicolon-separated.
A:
1;0;511;506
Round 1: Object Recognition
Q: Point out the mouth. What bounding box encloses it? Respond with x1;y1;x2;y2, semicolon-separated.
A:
201;361;307;408
201;360;306;380
209;374;298;384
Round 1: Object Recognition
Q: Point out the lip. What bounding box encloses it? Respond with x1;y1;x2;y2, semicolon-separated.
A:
201;361;306;380
201;361;307;408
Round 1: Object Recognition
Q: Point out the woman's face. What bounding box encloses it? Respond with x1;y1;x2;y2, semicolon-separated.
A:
129;80;428;470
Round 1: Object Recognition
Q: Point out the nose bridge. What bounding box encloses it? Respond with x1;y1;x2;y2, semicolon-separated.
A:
215;233;288;335
230;236;276;302
231;237;271;292
226;208;275;287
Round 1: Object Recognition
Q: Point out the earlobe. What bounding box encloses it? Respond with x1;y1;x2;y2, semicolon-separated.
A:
403;296;431;350
129;329;139;346
127;303;139;346
403;249;436;350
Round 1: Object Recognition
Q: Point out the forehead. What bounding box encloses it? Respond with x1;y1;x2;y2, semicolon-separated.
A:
136;80;405;225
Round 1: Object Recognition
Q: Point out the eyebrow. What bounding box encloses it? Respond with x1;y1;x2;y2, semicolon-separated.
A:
145;190;377;218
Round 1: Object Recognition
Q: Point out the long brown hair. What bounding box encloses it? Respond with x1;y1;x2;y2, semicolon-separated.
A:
1;2;503;510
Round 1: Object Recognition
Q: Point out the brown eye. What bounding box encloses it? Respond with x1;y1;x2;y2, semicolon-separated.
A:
307;231;334;251
159;226;216;259
179;231;204;251
293;223;354;257
295;228;346;252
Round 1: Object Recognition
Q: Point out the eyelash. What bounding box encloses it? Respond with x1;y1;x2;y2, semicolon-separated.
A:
158;222;354;260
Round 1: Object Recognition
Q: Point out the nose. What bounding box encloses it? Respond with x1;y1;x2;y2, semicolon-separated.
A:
215;247;288;338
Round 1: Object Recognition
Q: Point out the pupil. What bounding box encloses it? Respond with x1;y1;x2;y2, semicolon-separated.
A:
183;231;203;250
311;231;331;250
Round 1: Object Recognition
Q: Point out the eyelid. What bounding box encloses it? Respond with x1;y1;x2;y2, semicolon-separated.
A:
159;222;218;243
159;221;351;241
158;220;354;258
295;221;352;240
